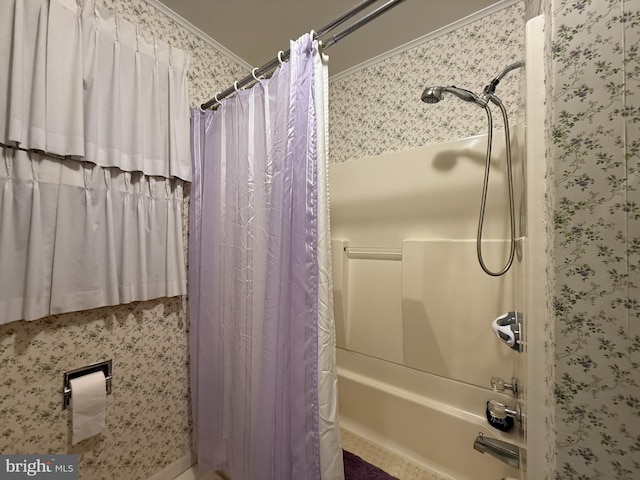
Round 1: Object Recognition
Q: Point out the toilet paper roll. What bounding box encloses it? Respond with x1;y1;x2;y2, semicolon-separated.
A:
70;371;106;445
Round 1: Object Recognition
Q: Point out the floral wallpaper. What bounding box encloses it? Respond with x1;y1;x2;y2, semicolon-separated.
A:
551;0;640;478
2;1;637;479
0;301;189;479
328;2;526;164
0;1;246;479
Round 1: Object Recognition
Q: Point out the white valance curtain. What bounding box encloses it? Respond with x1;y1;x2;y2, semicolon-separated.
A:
0;0;191;181
0;0;190;324
0;147;186;322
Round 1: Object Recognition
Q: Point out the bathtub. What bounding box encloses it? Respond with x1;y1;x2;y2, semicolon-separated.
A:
337;349;522;480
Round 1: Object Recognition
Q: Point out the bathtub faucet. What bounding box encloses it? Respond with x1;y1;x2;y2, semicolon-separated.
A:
473;432;520;469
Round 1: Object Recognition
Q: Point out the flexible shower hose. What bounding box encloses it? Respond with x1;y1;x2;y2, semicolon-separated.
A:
477;95;516;277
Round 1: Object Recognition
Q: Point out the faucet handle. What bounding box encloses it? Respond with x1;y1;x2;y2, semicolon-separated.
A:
488;400;524;426
488;400;509;419
491;376;519;396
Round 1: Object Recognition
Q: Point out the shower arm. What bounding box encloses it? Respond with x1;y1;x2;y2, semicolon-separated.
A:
482;61;525;97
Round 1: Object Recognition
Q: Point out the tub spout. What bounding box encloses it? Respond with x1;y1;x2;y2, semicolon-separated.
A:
473;432;520;469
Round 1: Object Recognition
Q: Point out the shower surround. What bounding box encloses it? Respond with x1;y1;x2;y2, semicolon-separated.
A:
329;127;525;480
327;4;526;478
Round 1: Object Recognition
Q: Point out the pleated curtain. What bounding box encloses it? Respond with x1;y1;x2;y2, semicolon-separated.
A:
189;34;344;480
0;0;190;324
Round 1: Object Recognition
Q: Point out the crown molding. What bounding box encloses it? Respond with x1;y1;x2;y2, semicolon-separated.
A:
143;0;522;82
329;0;523;82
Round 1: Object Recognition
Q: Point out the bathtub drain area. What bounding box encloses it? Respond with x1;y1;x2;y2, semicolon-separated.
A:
341;429;453;480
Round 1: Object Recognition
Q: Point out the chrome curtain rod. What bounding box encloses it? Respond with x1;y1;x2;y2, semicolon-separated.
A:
201;0;408;110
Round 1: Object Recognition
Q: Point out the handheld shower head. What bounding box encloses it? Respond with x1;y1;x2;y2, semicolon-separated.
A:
419;61;524;277
446;86;486;105
421;86;444;103
421;85;487;107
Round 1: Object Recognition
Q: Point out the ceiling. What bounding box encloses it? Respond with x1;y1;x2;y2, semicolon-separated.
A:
156;0;500;76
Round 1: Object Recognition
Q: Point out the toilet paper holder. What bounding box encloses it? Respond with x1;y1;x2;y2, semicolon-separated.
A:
63;359;112;410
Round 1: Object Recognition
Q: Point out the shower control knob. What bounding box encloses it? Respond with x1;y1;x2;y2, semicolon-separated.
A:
488;400;524;426
491;376;519;397
488;400;509;419
485;401;514;432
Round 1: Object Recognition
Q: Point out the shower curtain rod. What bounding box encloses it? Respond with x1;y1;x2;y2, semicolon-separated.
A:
201;0;409;110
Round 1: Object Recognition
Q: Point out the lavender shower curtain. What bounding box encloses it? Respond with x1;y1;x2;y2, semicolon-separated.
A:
189;34;344;480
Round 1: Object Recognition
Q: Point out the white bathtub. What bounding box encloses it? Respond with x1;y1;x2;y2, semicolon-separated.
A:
337;349;522;480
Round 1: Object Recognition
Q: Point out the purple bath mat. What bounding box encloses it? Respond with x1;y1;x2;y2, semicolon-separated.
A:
343;450;399;480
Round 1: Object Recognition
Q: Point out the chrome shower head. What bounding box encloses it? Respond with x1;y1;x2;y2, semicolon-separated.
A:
421;86;444;103
421;85;487;107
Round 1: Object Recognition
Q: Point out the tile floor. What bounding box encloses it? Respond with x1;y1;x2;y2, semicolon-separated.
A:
173;429;451;480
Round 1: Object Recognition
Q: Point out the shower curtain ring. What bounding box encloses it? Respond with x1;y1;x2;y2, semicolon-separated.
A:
214;92;222;105
277;51;285;65
233;81;240;93
252;67;262;81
